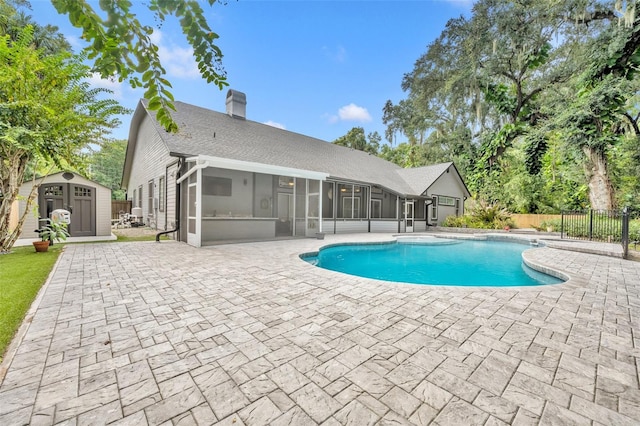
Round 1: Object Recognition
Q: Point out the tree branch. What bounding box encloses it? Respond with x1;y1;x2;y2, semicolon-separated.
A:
623;111;640;135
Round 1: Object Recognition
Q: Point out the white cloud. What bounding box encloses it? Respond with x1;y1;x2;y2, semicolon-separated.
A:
149;29;200;79
65;35;84;51
86;73;125;99
337;103;372;122
322;45;347;63
264;120;286;130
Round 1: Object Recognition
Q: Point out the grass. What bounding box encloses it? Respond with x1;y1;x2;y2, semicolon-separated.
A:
0;245;63;362
113;233;169;242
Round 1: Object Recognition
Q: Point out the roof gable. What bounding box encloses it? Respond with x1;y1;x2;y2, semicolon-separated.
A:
396;162;471;198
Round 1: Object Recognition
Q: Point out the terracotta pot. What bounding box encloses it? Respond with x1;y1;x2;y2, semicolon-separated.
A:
33;240;50;252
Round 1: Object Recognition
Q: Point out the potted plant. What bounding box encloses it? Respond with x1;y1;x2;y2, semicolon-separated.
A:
33;219;70;252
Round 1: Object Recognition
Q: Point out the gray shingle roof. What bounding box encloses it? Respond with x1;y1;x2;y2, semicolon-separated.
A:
137;100;462;197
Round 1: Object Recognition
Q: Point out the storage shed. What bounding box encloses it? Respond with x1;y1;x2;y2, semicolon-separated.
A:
14;172;112;240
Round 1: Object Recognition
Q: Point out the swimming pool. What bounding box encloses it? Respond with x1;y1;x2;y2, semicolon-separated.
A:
301;237;564;287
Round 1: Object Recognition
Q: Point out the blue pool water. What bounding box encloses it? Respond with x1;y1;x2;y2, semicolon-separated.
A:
302;239;564;287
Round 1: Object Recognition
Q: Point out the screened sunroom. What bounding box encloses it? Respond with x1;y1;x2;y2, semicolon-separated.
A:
178;156;328;246
178;156;433;246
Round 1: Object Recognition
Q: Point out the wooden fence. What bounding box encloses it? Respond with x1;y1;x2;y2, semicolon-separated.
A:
510;214;562;229
111;200;132;220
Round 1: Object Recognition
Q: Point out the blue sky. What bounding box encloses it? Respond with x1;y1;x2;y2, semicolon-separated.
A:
30;1;473;144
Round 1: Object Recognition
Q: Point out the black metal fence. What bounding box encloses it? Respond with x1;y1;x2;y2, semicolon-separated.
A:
561;208;631;258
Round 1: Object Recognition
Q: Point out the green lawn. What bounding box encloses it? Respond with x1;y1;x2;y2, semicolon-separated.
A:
114;233;169;242
0;245;63;362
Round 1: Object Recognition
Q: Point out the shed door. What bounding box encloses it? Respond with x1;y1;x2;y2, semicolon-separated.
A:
39;184;65;222
39;183;96;237
69;184;96;237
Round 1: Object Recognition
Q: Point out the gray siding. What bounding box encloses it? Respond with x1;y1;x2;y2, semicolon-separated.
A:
328;220;369;234
414;222;427;232
201;219;276;242
164;162;178;234
427;173;467;225
127;115;172;224
370;221;399;233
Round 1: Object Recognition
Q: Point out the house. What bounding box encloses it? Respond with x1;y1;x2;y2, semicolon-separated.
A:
123;90;471;247
13;172;112;241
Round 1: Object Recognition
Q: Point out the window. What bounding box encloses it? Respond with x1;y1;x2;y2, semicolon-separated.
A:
138;185;142;208
148;180;154;213
132;189;136;206
342;197;360;218
336;183;367;218
45;185;63;196
159;176;165;212
431;196;438;221
74;187;91;197
438;196;455;206
203;176;232;196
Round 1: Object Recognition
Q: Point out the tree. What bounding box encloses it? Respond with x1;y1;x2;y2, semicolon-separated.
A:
0;26;126;252
0;1;70;54
50;0;229;132
543;1;640;209
333;127;381;155
87;139;127;200
384;0;640;211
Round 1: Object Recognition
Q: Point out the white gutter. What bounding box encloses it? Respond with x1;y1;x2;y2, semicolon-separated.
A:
190;155;329;181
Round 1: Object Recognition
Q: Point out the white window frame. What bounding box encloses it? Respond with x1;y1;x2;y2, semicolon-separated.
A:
431;196;438;221
439;196;455;206
343;197;360;219
159;176;165;213
148;179;154;214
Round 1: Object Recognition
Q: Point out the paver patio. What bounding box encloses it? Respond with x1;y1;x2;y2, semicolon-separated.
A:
1;233;639;425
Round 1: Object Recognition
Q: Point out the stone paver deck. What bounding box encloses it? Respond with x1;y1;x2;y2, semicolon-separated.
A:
1;233;639;425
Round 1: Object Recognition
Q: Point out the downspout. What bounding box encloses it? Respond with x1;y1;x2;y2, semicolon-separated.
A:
156;158;184;242
425;198;434;227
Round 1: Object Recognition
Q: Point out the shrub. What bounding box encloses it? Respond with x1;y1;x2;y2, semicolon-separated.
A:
442;200;515;230
540;219;562;232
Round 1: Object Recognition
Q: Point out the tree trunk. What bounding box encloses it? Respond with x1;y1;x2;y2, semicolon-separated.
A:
0;155;40;252
583;146;614;210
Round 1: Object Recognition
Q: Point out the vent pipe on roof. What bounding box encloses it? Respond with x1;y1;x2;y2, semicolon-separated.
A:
226;89;247;119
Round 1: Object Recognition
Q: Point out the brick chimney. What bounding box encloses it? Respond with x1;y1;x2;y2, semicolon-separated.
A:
226;89;246;119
